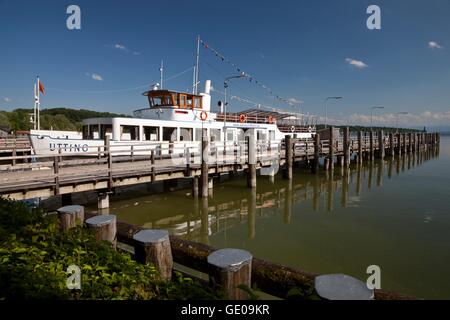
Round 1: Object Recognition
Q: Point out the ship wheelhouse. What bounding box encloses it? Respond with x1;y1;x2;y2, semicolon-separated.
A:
144;90;204;110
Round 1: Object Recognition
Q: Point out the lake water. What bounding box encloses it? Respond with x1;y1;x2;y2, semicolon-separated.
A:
88;136;450;299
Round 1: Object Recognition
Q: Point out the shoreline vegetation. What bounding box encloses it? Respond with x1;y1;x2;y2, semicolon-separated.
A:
0;108;128;132
0;198;217;300
1;107;425;133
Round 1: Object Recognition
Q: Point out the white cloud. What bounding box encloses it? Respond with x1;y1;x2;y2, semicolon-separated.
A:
428;41;443;49
132;51;141;56
287;98;303;105
345;58;368;69
114;44;127;50
86;73;104;81
3;97;11;102
91;73;103;81
347;110;450;127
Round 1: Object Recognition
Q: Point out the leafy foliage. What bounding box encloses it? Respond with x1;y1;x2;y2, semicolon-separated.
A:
1;108;129;132
0;198;216;300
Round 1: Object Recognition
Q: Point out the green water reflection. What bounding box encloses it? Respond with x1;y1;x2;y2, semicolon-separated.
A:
89;138;449;299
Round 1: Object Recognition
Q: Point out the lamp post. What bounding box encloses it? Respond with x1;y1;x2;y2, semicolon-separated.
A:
324;96;343;129
370;106;384;131
224;73;248;126
395;112;409;132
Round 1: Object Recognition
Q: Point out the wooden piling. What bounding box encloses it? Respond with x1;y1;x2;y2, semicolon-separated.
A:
97;192;110;210
133;229;173;280
12;148;16;166
105;135;113;188
377;130;384;159
312;133;320;174
151;149;156;182
402;133;407;154
369;131;374;161
57;205;84;231
389;132;394;157
358;131;363;164
201;129;209;198
408;133;412;153
85;214;117;248
343;127;350;167
329;127;334;171
207;248;253;300
247;130;257;188
285;135;293;179
54;156;60;195
192;176;199;198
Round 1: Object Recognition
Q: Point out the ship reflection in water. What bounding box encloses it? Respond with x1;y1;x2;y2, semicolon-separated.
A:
89;143;450;299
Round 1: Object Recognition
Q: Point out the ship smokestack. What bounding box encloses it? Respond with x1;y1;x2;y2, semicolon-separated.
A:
204;80;211;95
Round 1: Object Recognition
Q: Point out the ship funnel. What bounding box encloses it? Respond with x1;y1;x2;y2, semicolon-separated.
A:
204;80;211;95
200;80;212;112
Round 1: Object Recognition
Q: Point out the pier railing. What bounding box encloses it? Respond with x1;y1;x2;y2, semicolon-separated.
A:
0;128;440;200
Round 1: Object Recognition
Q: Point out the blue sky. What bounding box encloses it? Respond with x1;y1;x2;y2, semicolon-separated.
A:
1;0;449;128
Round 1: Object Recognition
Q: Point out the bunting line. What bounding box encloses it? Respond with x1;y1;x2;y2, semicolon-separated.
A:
200;39;299;107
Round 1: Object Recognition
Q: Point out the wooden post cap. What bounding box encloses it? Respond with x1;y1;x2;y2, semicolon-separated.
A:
207;248;252;272
133;229;169;245
85;214;117;248
314;274;374;300
57;205;84;231
85;214;116;227
133;229;173;280
57;205;84;215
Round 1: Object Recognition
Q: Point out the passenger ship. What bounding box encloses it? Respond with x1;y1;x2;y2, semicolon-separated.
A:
29;80;316;156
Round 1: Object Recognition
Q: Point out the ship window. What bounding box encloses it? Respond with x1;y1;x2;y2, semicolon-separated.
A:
151;94;174;107
163;127;177;142
195;128;203;141
90;125;99;139
179;94;187;108
100;124;112;139
194;97;202;109
210;129;221;142
180;128;193;141
143;126;159;141
269;130;275;141
186;97;193;108
226;129;234;141
236;129;245;141
257;130;267;141
120;125;139;141
82;125;89;139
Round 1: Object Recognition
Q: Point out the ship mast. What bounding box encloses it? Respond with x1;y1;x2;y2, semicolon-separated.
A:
193;35;200;95
159;60;164;89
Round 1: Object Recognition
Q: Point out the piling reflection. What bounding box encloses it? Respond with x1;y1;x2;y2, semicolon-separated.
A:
108;146;440;243
248;188;256;239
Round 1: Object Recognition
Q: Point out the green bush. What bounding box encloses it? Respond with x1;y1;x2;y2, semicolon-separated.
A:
0;198;216;300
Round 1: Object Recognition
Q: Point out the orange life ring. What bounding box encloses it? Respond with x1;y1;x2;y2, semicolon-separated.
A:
268;115;274;124
239;114;247;123
200;111;208;121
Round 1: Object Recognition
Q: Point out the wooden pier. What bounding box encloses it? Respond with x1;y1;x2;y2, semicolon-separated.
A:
0;136;31;159
0;128;440;209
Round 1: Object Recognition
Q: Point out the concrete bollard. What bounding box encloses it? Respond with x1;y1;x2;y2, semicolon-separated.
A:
315;274;374;300
57;205;84;231
85;214;117;248
207;248;253;300
133;229;173;280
